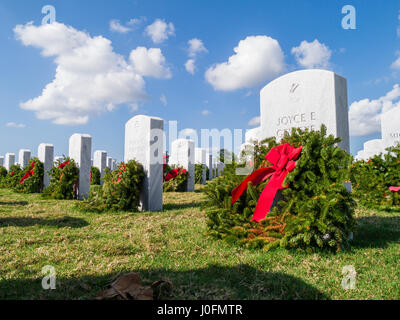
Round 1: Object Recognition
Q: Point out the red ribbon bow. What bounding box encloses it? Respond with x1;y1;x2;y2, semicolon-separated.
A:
58;160;69;169
389;186;400;192
20;161;36;184
232;143;302;222
164;168;187;182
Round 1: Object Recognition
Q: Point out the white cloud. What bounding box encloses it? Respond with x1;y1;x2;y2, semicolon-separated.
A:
205;35;285;91
109;19;131;33
248;116;260;126
397;11;400;37
6;122;26;128
160;94;167;106
349;84;400;136
188;38;207;57
14;22;170;125
291;39;331;69
185;39;207;75
185;59;196;74
127;17;146;27
391;52;400;70
145;19;175;43
129;47;171;78
201;109;211;116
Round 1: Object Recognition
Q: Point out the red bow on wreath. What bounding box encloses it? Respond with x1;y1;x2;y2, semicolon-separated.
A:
164;168;187;182
232;143;302;222
19;161;35;184
389;186;400;192
58;160;69;169
116;163;127;183
58;160;69;181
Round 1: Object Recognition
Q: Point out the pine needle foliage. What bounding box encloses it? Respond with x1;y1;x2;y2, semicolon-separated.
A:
203;125;356;252
0;164;22;189
78;160;145;212
41;157;79;200
351;144;400;210
195;164;205;184
14;158;44;193
90;166;101;185
163;164;189;192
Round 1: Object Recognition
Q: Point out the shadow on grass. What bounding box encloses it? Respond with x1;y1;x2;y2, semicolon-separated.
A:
353;215;400;249
0;216;89;229
0;264;328;300
0;201;29;206
163;201;205;211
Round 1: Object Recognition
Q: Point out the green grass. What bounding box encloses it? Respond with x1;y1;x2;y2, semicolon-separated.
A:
0;186;399;300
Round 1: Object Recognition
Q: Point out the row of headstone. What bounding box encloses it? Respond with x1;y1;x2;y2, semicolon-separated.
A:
1;138;120;196
124;115;226;212
355;107;400;160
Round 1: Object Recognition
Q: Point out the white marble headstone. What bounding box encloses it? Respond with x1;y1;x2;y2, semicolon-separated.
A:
381;107;400;148
206;153;213;180
212;158;217;177
170;139;195;192
18;149;31;168
4;153;15;171
69;134;92;199
363;139;384;159
195;148;207;184
93;150;107;180
38;143;54;188
106;157;113;170
259;69;350;152
124;115;164;211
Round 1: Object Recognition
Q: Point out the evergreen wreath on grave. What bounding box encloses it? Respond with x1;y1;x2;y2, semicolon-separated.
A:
195;164;205;184
41;157;79;200
90;166;101;185
351;144;400;210
163;163;188;192
0;166;8;187
78;160;145;212
203;125;356;252
1;164;22;189
14;157;44;193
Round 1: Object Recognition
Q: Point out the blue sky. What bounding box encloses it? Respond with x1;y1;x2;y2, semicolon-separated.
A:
1;0;400;161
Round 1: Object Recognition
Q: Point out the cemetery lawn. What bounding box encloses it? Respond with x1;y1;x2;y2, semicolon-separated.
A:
0;186;399;300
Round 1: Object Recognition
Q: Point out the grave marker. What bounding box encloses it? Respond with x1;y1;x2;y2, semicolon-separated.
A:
170;139;195;192
259;69;350;152
4;153;15;171
93;150;107;180
195;148;207;184
69;134;92;199
124;115;164;211
18;149;31;168
38;143;54;188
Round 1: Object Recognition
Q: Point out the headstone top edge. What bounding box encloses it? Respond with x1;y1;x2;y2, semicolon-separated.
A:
126;115;164;124
260;69;343;94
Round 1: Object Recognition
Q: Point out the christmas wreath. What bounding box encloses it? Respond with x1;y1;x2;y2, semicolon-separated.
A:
90;166;101;185
14;158;44;193
162;155;188;192
0;166;8;187
351;144;400;210
203;125;356;251
0;164;22;189
78;160;145;212
195;164;206;184
41;157;79;200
